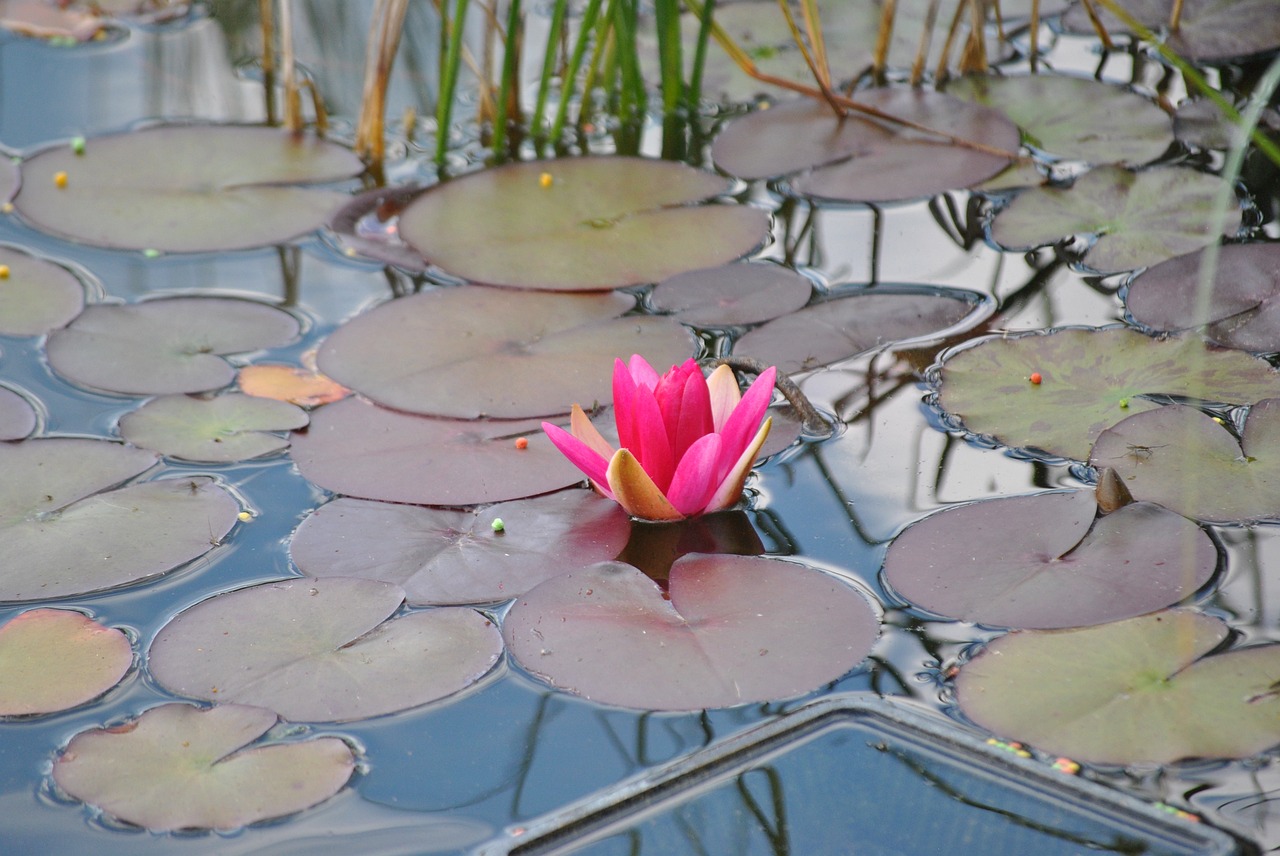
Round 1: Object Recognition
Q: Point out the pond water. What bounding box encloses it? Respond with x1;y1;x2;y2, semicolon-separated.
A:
3;1;1280;853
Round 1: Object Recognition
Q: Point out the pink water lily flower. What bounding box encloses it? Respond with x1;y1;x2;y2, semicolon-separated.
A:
542;356;776;521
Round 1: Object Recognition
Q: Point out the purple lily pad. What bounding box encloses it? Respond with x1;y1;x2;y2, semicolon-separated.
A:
290;397;588;506
14;125;361;252
0;385;38;440
504;555;880;710
290;491;631;605
149;577;503;722
0;609;131;716
53;703;355;831
883;490;1216;629
119;393;309;462
47;296;300;396
0;0;106;40
1062;0;1280;63
736;286;989;374
317;287;692;419
1090;399;1280;524
648;262;812;327
0;246;86;336
0;157;15;203
956;610;1280;764
397;157;769;291
328;183;429;272
1126;243;1280;352
711;92;1018;204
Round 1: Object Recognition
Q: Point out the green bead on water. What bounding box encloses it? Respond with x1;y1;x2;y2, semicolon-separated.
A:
142;249;161;258
1119;398;1129;408
71;137;86;155
491;518;505;533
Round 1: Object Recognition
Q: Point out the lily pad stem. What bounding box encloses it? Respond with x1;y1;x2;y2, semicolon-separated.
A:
706;356;833;436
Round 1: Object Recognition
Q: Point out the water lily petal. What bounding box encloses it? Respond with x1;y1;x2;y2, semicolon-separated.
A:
543;421;611;490
612;358;638;453
627;354;661;389
666;433;725;516
718;367;777;463
607;449;683;521
706;416;772;514
653;359;697;446
706;364;742;432
631;384;677;491
674;366;715;462
569;403;615;461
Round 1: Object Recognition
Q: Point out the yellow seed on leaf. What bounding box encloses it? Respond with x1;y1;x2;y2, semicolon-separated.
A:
0;265;9;279
539;172;553;188
54;171;68;188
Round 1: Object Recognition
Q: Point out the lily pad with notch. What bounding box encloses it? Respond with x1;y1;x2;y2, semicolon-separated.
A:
1062;0;1280;63
0;385;38;440
956;609;1280;764
935;327;1280;460
648;262;812;327
883;489;1215;629
119;393;309;463
14;125;362;253
149;577;503;722
290;491;631;606
47;296;300;396
504;554;880;711
52;702;355;831
0;608;132;716
0;246;86;336
396;157;768;291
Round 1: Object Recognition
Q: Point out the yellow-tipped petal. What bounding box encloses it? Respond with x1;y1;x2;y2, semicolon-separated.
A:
607;448;683;521
706;416;772;513
705;364;742;432
570;403;615;460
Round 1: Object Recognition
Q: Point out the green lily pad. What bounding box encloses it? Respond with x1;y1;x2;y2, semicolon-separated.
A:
316;287;692;419
0;246;86;336
0;385;38;440
47;296;300;396
945;75;1174;165
53;703;355;831
1062;0;1280;63
990;165;1242;273
1125;243;1280;352
956;610;1280;764
1090;399;1280;524
736;286;989;374
14;125;361;252
149;577;503;722
648;262;812;327
0;609;131;716
1174;98;1280;150
712;92;1018;203
119;393;309;462
504;555;880;710
290;492;631;606
883;490;1216;629
936;327;1280;460
397;157;769;291
0;438;239;601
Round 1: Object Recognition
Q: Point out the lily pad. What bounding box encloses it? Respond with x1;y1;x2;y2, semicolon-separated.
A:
238;362;351;408
1174;98;1280;150
945;75;1174;165
503;555;880;710
397;157;769;291
328;183;430;272
936;327;1280;460
1062;0;1280;63
956;610;1280;764
290;397;588;506
0;157;15;203
119;393;309;462
989;165;1242;273
53;703;355;831
883;490;1216;629
1090;399;1280;524
14;125;361;252
648;262;812;327
149;577;503;722
711;92;1019;203
0;609;131;716
0;385;38;440
736;286;989;374
0;0;106;40
317;287;692;419
0;246;86;336
47;296;300;396
290;492;631;606
0;438;239;601
1125;243;1280;352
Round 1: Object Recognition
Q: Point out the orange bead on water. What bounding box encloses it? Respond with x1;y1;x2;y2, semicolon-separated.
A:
1029;372;1042;385
514;436;529;450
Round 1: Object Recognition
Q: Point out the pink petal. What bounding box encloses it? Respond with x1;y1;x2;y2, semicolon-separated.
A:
706;365;741;433
542;421;611;490
718;366;777;464
665;433;724;516
630;384;676;491
612;358;638;453
672;368;714;461
705;416;772;513
607;449;683;521
627;354;660;390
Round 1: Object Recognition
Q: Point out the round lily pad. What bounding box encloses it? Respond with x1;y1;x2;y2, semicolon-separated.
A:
936;327;1280;460
47;296;300;396
648;262;812;327
0;385;38;440
119;393;309;462
53;702;355;831
711;92;1019;203
290;492;631;605
1090;399;1280;524
945;74;1174;165
290;397;588;506
1125;243;1280;352
14;125;361;252
397;157;769;291
883;490;1216;629
317;287;692;419
504;555;881;710
0;245;86;336
736;286;989;374
956;610;1280;764
1062;0;1280;63
989;165;1242;273
0;609;131;716
149;577;503;722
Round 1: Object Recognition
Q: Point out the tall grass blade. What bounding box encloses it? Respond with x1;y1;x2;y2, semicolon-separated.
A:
436;0;471;168
490;0;523;159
